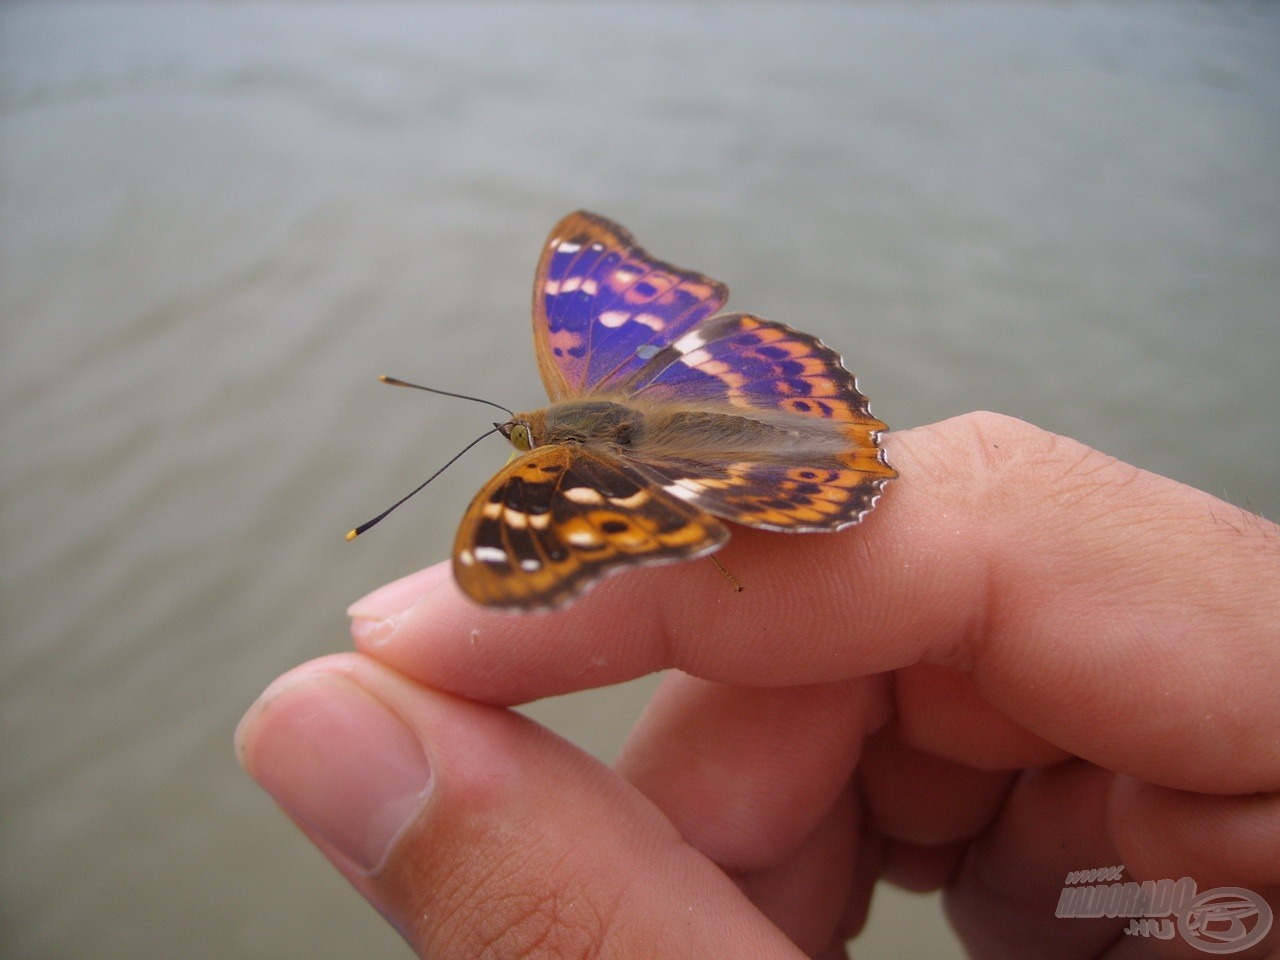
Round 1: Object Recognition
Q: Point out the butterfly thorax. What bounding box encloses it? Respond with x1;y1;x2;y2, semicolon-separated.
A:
508;400;640;452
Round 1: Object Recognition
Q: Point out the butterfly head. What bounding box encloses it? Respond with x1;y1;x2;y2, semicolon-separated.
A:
495;416;533;466
498;418;533;450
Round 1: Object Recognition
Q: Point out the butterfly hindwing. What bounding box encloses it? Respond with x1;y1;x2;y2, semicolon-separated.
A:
611;312;895;531
532;211;728;402
453;444;729;610
632;455;894;533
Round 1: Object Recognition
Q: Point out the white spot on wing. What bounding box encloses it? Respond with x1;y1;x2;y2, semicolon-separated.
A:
474;546;508;564
520;558;541;571
503;508;528;529
608;491;649;508
673;329;708;354
564;486;605;504
599;310;663;331
680;347;712;367
663;480;703;502
567;530;603;547
556;241;581;253
558;276;599;295
458;549;475;566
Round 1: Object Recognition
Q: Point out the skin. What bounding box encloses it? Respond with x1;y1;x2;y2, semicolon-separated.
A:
237;412;1280;959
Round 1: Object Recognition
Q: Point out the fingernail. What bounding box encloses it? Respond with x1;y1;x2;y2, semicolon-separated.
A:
347;564;451;646
237;673;432;873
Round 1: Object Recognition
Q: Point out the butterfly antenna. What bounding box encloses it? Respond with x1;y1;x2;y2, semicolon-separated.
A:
346;426;502;540
377;375;513;416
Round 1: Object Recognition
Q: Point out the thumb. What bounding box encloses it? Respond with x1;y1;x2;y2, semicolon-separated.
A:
235;654;803;958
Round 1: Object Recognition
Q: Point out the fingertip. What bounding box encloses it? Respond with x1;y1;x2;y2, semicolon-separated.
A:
347;561;453;622
348;562;454;651
236;657;434;874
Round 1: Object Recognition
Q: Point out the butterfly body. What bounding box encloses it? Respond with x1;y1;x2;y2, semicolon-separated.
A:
513;396;841;460
450;212;896;611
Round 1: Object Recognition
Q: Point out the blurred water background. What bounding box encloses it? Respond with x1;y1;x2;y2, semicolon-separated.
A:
3;3;1277;958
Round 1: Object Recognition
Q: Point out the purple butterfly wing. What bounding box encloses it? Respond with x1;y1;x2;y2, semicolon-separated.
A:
532;212;728;401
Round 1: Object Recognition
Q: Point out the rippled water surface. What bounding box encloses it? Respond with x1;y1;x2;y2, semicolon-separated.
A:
3;3;1277;957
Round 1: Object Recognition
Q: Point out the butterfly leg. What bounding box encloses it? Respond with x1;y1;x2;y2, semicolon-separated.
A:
708;554;744;593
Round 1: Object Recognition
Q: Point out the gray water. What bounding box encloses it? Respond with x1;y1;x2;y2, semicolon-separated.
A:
3;3;1277;958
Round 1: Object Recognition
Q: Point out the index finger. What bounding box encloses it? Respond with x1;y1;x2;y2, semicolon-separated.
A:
350;412;1280;789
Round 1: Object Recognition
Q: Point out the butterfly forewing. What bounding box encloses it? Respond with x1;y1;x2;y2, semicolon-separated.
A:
453;444;729;610
623;313;882;423
533;211;728;401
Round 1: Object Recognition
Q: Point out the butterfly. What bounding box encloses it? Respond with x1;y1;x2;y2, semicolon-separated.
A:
445;211;897;611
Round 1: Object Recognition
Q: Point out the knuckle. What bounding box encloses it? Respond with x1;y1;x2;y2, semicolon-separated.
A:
938;411;1137;513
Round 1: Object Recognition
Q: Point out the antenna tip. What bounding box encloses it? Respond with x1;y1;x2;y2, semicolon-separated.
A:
345;528;359;541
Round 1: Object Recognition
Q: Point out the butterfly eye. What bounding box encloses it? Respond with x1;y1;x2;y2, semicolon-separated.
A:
507;423;533;451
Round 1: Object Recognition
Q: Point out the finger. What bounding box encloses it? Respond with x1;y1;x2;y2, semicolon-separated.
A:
351;412;1280;791
235;654;809;959
856;729;1019;848
616;672;886;869
738;784;864;956
890;662;1068;771
1108;777;1280;891
945;762;1280;959
613;673;1018;904
945;761;1126;959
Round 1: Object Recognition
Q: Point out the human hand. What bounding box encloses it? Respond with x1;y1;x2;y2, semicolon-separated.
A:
237;412;1280;958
